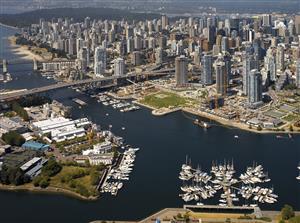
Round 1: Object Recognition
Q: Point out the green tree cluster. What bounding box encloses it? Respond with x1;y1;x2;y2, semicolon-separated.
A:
1;131;25;146
33;159;61;188
42;159;62;177
281;205;295;220
11;102;29;121
33;175;50;188
0;165;30;185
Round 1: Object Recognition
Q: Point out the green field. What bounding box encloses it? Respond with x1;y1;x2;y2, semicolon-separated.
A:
140;92;191;109
50;165;102;197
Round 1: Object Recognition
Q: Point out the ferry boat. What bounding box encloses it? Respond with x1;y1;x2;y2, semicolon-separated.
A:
194;119;211;129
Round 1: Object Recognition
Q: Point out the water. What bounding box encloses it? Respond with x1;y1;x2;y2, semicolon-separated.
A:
0;25;300;223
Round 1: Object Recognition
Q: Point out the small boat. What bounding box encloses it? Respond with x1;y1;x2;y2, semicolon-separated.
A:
121;127;126;130
106;113;109;116
288;134;293;139
194;119;211;129
234;135;239;139
276;135;283;139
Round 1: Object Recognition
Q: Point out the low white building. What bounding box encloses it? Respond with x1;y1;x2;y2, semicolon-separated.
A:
82;141;112;156
32;117;90;142
87;154;113;165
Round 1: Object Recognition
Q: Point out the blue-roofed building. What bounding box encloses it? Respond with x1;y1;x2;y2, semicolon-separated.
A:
22;141;50;151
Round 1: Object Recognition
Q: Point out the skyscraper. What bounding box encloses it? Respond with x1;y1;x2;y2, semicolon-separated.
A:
162;15;168;30
155;47;163;65
131;51;141;66
215;61;227;96
68;36;76;55
295;15;300;35
94;61;104;77
175;55;188;86
94;46;106;76
248;69;262;105
296;59;300;88
201;54;213;85
78;47;89;71
276;46;285;71
221;37;229;53
76;37;84;55
194;46;201;66
114;58;125;76
262;14;272;27
264;50;277;82
242;53;258;95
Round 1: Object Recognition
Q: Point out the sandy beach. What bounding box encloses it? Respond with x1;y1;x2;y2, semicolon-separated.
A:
8;36;46;62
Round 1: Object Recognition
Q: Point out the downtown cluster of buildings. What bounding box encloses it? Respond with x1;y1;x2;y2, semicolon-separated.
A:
21;13;300;113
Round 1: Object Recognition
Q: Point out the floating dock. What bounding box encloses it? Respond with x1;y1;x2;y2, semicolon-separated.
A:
72;98;87;106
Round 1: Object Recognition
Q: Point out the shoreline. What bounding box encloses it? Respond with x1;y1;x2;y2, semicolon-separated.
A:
136;99;298;134
182;107;299;134
0;183;99;201
8;36;46;62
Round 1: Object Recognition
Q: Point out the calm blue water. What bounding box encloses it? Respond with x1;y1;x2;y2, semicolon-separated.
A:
0;25;300;223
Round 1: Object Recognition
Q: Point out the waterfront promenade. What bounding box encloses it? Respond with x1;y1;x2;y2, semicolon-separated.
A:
91;208;300;223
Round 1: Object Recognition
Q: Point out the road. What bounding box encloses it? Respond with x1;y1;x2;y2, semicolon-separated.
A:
0;68;174;102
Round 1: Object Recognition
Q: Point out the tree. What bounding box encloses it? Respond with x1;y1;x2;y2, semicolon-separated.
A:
281;204;295;220
2;131;25;146
288;216;300;223
33;176;42;187
42;159;62;177
11;102;29;121
39;177;50;188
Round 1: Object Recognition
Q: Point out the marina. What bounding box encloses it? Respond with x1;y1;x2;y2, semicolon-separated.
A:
101;147;139;196
179;157;278;207
93;92;141;113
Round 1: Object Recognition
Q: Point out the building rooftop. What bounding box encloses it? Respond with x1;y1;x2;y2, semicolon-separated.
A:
22;141;50;151
20;157;42;171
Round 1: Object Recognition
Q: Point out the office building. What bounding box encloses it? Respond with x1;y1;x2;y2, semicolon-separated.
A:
94;46;106;76
243;53;258;95
175;55;188;86
296;59;300;88
215;61;227;96
201;54;213;85
114;58;125;76
248;69;263;105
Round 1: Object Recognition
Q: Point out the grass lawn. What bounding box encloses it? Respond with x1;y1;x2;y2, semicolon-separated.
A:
140;92;192;109
50;165;100;197
283;114;300;122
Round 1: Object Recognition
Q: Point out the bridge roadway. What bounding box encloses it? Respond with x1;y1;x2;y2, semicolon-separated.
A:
0;69;174;102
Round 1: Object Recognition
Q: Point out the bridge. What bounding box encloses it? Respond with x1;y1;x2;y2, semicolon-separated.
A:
0;68;174;102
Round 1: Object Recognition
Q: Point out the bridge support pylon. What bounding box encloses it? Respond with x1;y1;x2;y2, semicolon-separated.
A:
33;59;38;71
3;59;8;73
